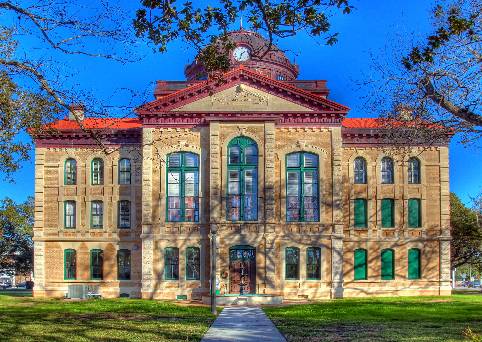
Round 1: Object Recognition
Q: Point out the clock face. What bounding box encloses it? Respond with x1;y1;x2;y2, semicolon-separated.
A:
233;46;251;62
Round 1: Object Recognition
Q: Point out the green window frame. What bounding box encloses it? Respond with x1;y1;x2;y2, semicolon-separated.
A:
164;247;179;280
166;152;199;222
118;200;131;229
118;158;131;185
227;136;258;221
64;200;76;229
285;247;300;280
381;249;395;280
64;158;77;185
408;248;421;279
186;247;200;280
91;158;104;185
354;198;368;228
90;249;103;280
64;249;76;280
117;249;131;280
90;201;103;229
354;157;367;184
354;249;368;280
408;157;421;184
408;198;421;228
306;247;321;280
381;198;395;228
286;152;319;222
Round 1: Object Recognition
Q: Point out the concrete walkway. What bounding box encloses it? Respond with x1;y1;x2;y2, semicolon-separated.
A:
201;306;286;342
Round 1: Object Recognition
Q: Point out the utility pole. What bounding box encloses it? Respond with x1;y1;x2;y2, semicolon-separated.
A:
210;224;217;315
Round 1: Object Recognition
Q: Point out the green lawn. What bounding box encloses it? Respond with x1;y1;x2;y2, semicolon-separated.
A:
264;295;482;342
0;295;215;342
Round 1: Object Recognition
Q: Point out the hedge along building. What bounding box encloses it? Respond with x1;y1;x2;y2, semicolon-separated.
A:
32;30;452;299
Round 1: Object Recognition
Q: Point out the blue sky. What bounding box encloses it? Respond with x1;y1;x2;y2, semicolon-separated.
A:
1;0;481;205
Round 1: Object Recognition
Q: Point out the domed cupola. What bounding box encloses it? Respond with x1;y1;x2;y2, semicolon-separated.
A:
184;30;299;81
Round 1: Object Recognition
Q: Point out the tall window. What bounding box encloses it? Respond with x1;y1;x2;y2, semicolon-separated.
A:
167;152;199;222
64;249;76;280
408;157;420;184
64;201;76;229
381;157;394;184
64;159;77;185
381;198;395;228
227;137;258;221
408;248;421;279
90;249;103;280
91;158;104;185
354;249;367;280
286;152;319;222
118;200;131;229
285;247;300;280
408;198;421;228
381;249;395;280
118;158;131;185
164;247;179;280
306;247;321;280
354;157;367;184
91;201;103;229
186;247;200;280
117;249;131;280
354;198;368;228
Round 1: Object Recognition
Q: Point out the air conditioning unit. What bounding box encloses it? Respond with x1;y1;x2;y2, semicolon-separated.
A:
67;285;101;299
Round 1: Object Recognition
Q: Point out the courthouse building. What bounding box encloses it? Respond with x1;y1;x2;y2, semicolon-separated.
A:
32;30;452;300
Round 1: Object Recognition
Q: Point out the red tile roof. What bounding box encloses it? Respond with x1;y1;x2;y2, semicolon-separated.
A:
342;118;386;128
46;118;142;130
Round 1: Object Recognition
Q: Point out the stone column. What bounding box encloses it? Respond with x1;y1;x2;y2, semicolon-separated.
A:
330;127;344;298
439;146;451;294
141;128;154;297
264;122;276;291
209;122;221;222
33;147;46;296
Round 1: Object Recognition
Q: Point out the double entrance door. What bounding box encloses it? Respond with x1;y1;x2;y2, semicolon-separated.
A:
229;246;256;294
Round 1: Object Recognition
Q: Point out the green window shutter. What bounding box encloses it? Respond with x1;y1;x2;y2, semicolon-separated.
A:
354;199;367;228
381;249;394;280
408;199;421;228
354;249;367;280
381;199;395;228
408;248;421;279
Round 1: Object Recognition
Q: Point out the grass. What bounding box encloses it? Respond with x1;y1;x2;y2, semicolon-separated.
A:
0;294;216;341
264;295;482;342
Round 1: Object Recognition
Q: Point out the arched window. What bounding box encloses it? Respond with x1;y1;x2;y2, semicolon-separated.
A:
90;249;103;280
381;249;395;280
381;157;394;184
354;157;367;184
118;158;131;185
286;152;319;222
408;157;420;184
408;248;421;279
186;247;200;280
306;247;321;280
164;247;179;280
354;249;367;280
64;249;76;280
227;137;258;221
285;247;300;280
64;159;77;185
167;152;199;222
91;158;104;185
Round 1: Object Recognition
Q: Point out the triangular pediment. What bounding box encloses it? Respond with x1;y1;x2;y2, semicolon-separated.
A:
173;84;312;112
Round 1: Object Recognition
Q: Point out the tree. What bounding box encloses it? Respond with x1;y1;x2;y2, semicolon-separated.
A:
0;197;34;275
0;1;138;179
366;0;481;143
451;192;482;269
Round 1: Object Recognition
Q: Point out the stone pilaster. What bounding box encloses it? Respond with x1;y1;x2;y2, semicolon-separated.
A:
33;148;45;295
330;127;344;298
141;128;154;296
209;122;221;222
264;122;276;223
439;146;451;294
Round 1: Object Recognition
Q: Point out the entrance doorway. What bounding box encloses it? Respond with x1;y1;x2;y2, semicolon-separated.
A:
229;246;256;294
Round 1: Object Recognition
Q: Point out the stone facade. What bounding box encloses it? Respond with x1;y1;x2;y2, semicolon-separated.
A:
32;30;451;300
